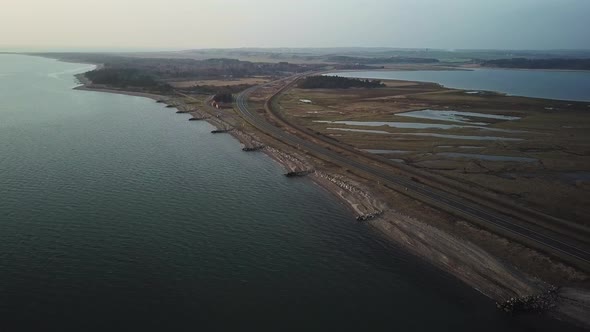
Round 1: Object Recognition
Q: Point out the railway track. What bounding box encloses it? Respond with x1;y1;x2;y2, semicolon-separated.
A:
234;78;590;272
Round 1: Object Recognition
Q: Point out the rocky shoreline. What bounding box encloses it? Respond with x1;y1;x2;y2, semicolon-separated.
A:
73;77;590;329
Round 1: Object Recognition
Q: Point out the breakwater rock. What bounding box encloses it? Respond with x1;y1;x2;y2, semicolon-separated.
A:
314;172;385;219
285;170;315;177
497;286;559;313
242;146;265;152
357;211;384;222
264;146;312;175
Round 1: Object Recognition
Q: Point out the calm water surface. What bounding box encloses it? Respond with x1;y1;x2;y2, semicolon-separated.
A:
331;69;590;102
0;55;581;331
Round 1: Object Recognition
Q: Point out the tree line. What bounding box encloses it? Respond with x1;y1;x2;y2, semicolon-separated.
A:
85;68;170;91
298;76;385;89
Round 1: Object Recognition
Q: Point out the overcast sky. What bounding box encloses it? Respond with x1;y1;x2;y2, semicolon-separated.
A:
1;0;589;50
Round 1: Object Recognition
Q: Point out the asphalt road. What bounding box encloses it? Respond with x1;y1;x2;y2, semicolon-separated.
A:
234;82;590;271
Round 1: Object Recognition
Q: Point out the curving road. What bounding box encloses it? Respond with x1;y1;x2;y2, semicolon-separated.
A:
234;80;590;271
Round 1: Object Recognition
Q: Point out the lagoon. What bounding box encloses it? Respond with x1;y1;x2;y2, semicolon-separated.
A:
331;68;590;102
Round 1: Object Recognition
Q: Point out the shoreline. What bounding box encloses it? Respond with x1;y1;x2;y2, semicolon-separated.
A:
72;72;166;101
329;68;590;103
74;85;166;101
469;64;590;73
71;67;590;328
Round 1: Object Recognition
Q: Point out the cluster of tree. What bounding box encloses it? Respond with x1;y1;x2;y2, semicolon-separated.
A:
212;93;233;103
77;56;318;80
298;76;385;89
178;84;252;96
41;52;327;92
482;58;590;70
325;55;440;64
85;68;171;91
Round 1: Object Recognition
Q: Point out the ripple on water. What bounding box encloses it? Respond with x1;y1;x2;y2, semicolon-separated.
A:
316;119;526;133
0;55;579;331
395;109;520;124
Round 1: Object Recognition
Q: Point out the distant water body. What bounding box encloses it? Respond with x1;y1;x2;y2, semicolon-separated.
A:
0;55;581;331
331;68;590;102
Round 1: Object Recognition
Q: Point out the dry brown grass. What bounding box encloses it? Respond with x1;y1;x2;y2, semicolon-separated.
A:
278;81;590;225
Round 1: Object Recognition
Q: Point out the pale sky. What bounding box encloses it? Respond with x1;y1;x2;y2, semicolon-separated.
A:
1;0;589;50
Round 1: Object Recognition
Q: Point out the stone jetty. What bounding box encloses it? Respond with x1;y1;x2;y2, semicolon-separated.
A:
285;170;315;177
496;286;559;314
356;211;384;222
242;146;265;152
211;129;232;134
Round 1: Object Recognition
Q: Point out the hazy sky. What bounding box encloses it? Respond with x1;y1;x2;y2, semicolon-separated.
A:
1;0;589;50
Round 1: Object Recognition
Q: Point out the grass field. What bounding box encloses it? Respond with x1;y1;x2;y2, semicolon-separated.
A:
277;81;590;225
